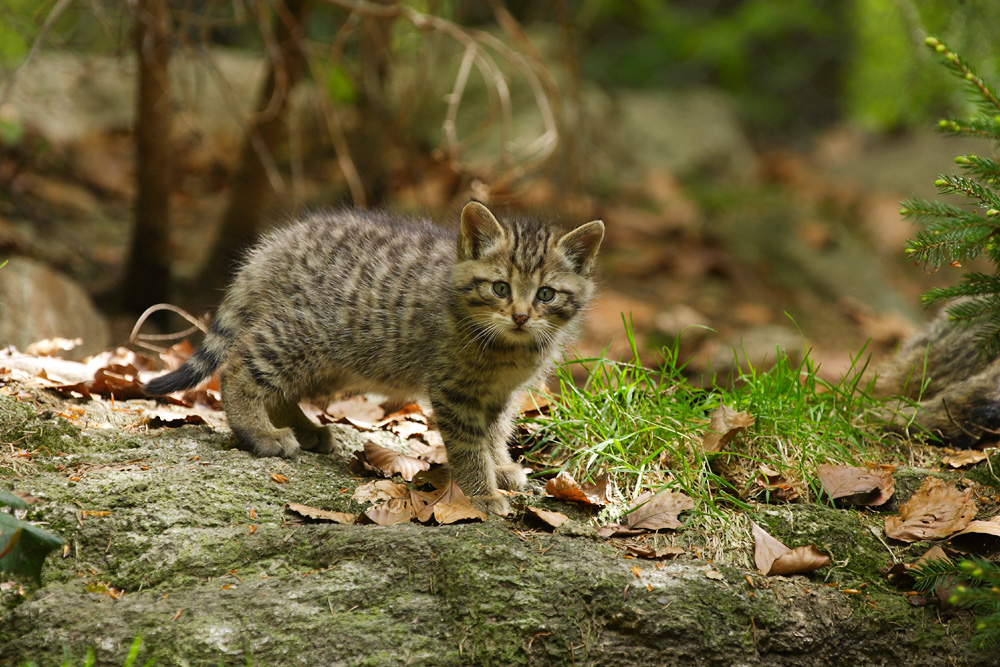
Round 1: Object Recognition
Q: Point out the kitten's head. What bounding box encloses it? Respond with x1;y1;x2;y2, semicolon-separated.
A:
452;201;604;350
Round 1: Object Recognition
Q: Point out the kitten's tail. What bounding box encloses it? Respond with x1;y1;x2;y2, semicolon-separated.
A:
143;314;236;395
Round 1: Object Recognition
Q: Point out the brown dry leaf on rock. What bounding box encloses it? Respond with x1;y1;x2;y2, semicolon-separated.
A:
363;441;430;481
517;504;569;530
595;524;647;539
284;502;357;525
625;544;685;560
886;545;952;590
751;522;831;576
816;464;895;507
410;480;486;524
884;477;977;542
702;404;755;453
545;471;609;507
626;489;694;531
362;498;414;526
941;449;991;469
351;479;410;504
948;514;1000;552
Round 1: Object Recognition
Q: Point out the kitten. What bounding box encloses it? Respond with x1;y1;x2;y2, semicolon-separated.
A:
144;201;604;515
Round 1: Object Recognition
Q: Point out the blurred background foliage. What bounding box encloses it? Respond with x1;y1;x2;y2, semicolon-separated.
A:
2;0;997;139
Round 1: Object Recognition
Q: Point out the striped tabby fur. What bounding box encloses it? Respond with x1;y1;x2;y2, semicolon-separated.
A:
144;201;604;515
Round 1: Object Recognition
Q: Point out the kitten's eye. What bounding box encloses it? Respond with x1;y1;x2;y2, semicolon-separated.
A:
492;281;511;298
536;286;556;302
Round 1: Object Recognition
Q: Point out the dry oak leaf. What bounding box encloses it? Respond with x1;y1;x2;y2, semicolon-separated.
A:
284;503;356;525
545;471;609;507
884;477;977;543
816;464;895;507
410;480;486;524
351;480;410;504
363;441;430;481
702;404;755;453
625;489;694;531
751;522;831;576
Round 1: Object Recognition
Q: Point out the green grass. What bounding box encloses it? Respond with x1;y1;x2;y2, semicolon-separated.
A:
525;319;910;540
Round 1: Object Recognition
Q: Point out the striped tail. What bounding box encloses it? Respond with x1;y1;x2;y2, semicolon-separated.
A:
143;316;235;395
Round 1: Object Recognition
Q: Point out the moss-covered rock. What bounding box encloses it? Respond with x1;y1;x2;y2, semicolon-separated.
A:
0;390;994;666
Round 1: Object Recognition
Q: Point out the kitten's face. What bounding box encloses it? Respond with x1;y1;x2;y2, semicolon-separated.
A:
452;203;603;350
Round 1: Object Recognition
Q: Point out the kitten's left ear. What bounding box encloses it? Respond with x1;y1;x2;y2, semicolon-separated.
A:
459;201;505;260
558;220;604;276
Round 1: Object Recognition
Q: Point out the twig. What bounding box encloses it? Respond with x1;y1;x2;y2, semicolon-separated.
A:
129;303;209;353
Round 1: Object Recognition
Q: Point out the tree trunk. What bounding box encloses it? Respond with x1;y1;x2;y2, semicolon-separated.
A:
197;0;309;291
122;0;173;312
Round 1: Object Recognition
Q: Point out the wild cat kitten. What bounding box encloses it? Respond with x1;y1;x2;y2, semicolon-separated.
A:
144;201;604;515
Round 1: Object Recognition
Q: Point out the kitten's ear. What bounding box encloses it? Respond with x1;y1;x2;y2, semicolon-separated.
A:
459;201;505;260
558;220;604;276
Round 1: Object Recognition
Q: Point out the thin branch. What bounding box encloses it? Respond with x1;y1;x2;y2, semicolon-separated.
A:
130;304;210;353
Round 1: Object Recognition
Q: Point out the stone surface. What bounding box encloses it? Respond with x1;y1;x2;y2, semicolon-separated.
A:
0;257;109;358
0;388;992;667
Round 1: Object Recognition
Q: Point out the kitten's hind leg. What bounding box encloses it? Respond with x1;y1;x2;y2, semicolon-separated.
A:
268;400;336;454
222;362;300;458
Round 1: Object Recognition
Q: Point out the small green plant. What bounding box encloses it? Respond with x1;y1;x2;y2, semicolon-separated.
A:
0;489;62;584
902;36;1000;357
912;556;1000;650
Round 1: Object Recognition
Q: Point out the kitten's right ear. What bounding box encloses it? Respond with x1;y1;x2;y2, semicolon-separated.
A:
459;201;505;260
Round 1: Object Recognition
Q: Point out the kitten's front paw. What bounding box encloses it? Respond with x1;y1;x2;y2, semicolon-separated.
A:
469;494;510;517
296;424;336;454
247;428;300;458
495;463;528;491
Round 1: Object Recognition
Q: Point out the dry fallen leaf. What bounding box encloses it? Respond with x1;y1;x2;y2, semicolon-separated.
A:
941;450;991;469
545;471;609;507
410;480;486;524
751;464;801;502
625;489;694;531
948;515;1000;552
595;524;647;539
284;503;356;525
351;480;410;504
625;544;685;560
816;464;895;507
751;522;831;576
884;477;977;543
323;395;385;429
363;441;430;481
704;569;725;581
702;404;755;453
362;498;413;526
518;504;569;530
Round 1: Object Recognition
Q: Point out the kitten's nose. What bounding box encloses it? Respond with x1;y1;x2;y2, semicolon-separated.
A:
512;313;529;326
